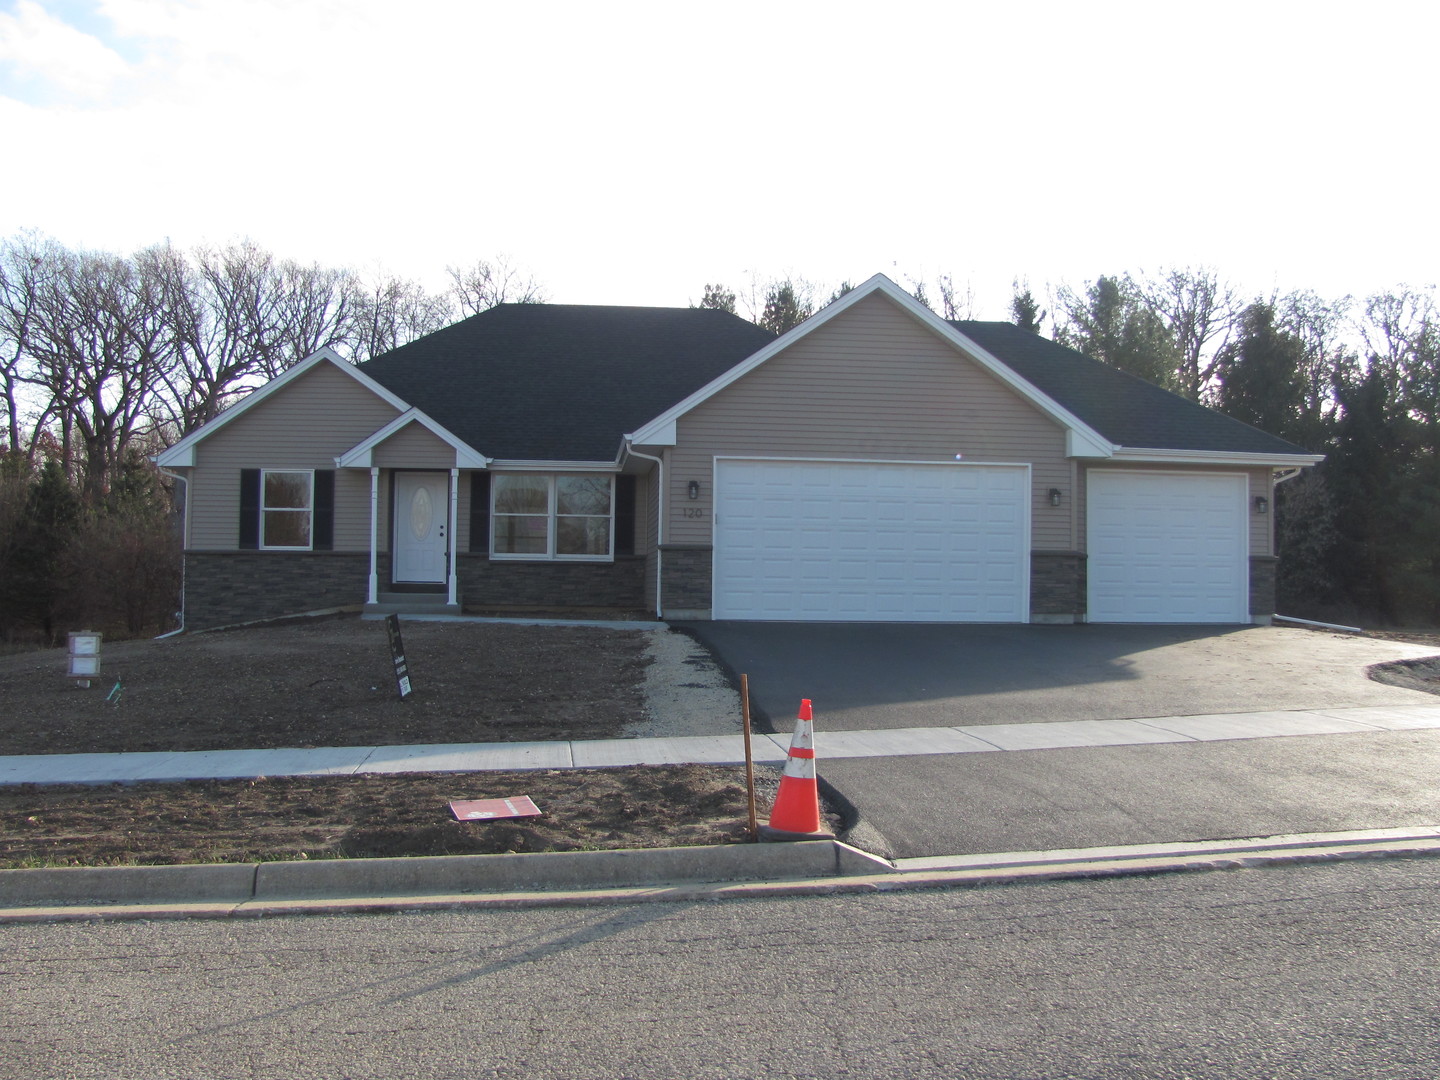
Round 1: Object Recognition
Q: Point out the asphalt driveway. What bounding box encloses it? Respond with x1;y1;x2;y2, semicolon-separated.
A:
679;622;1440;859
678;622;1439;731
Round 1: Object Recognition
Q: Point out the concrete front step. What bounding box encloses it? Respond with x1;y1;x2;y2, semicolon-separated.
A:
365;593;460;616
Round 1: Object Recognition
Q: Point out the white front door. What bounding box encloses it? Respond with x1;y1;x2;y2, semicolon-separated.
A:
393;472;449;584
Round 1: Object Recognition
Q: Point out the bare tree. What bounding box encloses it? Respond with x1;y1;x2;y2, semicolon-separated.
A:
269;260;363;375
19;241;177;499
446;256;546;317
0;235;44;454
1134;267;1242;401
936;274;974;321
351;271;456;362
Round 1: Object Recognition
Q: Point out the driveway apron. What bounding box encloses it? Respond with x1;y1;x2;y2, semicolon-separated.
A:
679;622;1440;858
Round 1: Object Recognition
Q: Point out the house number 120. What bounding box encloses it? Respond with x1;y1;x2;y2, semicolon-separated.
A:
682;507;705;519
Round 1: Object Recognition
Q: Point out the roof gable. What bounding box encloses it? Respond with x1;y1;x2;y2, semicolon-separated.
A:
628;275;1114;457
154;348;410;468
337;408;490;469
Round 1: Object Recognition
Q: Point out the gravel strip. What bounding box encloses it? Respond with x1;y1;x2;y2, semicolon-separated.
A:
630;629;743;738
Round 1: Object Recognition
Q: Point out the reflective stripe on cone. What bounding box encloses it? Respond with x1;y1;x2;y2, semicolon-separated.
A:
768;698;821;835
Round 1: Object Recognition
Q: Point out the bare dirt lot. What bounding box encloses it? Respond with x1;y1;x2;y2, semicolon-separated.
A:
0;765;783;868
0;617;834;869
0;617;654;755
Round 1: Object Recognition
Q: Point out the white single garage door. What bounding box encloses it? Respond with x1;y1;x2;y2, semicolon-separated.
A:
1087;471;1249;623
713;459;1029;622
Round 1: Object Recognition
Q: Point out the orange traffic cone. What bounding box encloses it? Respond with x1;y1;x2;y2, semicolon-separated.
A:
765;699;825;837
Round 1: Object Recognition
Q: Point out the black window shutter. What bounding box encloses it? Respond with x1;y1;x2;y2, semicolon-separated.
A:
470;472;491;554
239;469;260;549
312;470;335;550
614;474;637;556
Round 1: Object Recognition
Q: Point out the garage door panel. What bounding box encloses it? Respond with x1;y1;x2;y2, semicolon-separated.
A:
714;459;1029;622
1087;472;1247;624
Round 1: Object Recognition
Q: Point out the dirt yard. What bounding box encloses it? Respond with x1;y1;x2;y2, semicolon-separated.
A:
0;765;796;868
0;616;841;869
0;617;654;755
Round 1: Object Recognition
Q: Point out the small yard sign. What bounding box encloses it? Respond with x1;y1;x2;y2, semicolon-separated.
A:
385;614;413;698
449;796;542;821
67;631;102;688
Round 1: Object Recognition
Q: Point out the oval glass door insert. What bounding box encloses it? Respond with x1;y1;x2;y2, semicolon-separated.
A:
410;485;433;541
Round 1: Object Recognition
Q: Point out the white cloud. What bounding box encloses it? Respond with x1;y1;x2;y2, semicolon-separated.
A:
0;0;131;101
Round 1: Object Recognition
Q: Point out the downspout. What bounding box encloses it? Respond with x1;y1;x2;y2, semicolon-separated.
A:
622;439;665;619
155;466;188;637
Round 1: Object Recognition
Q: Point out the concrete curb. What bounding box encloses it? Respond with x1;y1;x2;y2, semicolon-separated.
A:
4;827;1440;923
0;839;893;913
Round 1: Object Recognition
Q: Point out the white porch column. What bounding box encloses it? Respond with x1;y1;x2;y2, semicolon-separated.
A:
368;467;379;604
448;467;459;607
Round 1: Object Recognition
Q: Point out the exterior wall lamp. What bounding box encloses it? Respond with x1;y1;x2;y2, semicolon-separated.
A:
688;480;700;500
1254;495;1269;514
1048;488;1062;507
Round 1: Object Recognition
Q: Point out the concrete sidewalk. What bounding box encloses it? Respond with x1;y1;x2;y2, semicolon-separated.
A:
6;703;1440;785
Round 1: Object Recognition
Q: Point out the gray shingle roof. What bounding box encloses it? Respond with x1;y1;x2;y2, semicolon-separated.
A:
359;304;777;461
952;320;1313;456
356;302;1313;462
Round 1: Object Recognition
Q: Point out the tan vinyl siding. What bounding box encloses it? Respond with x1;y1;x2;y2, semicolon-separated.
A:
1248;466;1272;556
188;362;400;550
672;291;1070;547
372;423;458;468
334;469;375;550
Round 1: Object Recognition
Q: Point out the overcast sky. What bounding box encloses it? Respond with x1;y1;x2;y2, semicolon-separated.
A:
0;0;1434;320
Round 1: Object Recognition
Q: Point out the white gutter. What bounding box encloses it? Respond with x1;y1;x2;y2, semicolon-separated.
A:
1273;614;1364;633
622;439;664;619
154;465;188;637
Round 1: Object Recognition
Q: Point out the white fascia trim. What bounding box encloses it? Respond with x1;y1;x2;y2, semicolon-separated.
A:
487;460;618;472
335;408;491;469
626;274;1117;458
155;348;412;468
713;453;1034;469
1110;448;1326;467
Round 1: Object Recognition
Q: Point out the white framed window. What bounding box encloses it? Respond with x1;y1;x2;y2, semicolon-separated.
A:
492;474;613;560
261;469;313;550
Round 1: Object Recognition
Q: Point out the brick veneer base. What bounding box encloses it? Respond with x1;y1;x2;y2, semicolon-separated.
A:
1031;550;1086;619
185;552;369;630
658;545;713;616
1250;556;1278;618
457;555;645;609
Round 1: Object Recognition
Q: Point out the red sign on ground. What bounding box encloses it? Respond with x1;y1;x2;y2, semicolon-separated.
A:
449;796;542;821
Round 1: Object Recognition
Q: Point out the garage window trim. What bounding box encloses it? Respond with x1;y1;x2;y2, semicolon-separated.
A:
491;473;614;561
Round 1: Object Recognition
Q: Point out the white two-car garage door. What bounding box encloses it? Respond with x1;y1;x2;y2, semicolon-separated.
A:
1087;470;1249;623
712;459;1030;622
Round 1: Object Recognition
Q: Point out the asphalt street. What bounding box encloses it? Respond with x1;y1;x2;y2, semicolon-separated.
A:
5;858;1439;1079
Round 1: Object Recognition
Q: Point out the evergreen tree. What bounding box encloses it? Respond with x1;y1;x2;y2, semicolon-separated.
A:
1215;302;1305;440
759;280;812;335
1010;283;1045;334
696;283;737;314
